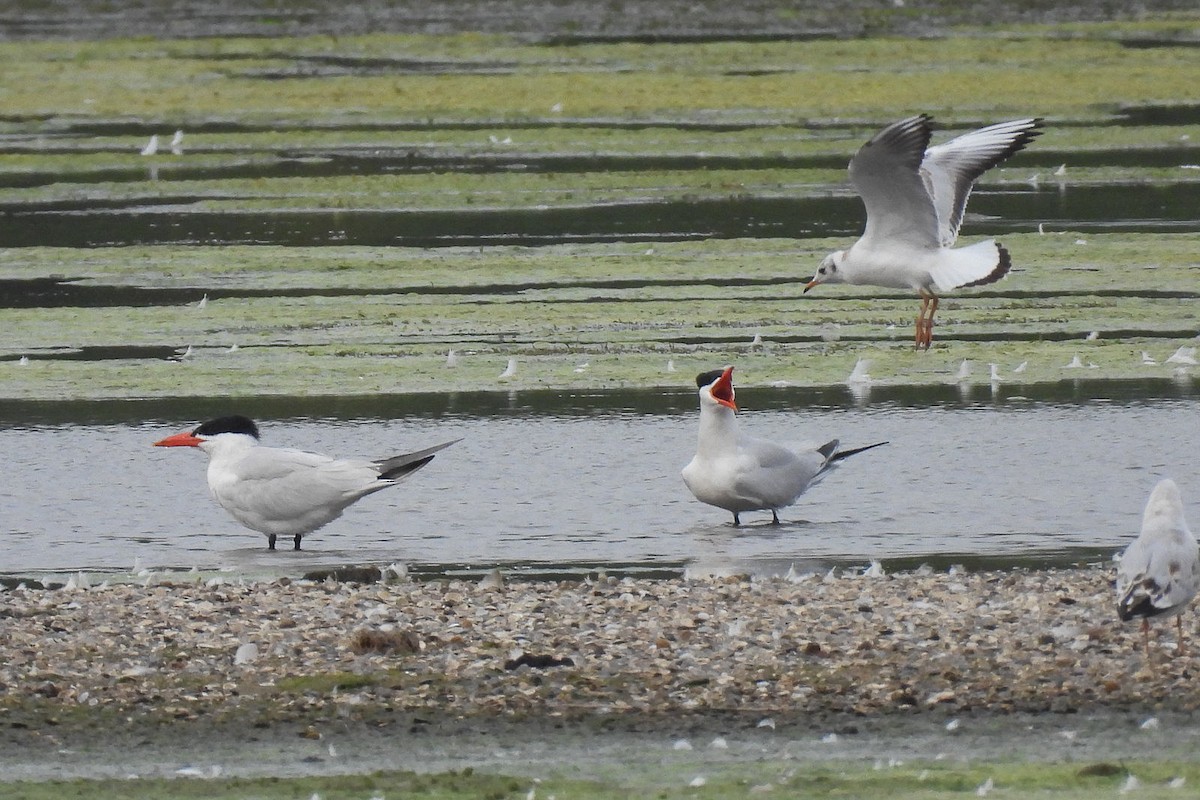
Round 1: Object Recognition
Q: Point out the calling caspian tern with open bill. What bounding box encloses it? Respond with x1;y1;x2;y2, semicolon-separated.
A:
681;366;887;525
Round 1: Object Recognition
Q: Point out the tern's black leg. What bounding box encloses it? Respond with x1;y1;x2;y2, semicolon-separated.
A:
771;510;780;524
732;511;741;526
293;534;302;551
268;534;277;550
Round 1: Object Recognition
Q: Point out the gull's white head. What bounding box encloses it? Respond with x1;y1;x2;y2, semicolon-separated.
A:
1144;478;1189;536
806;251;846;292
153;414;261;456
696;366;737;413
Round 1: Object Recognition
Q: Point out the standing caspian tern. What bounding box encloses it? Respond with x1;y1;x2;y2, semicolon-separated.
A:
681;367;887;525
805;115;1043;349
1116;478;1199;654
154;415;459;550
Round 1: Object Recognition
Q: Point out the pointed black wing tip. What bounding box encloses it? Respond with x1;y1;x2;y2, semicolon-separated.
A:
865;115;934;168
988;118;1045;164
831;440;889;462
375;438;462;479
1013;119;1046;151
901;112;934;130
378;453;437;481
1117;593;1156;622
901;113;934;133
871;114;933;141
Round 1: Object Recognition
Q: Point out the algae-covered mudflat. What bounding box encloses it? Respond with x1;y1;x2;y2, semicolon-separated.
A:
2;4;1199;401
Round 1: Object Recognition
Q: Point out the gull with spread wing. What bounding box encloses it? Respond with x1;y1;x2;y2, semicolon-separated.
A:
806;115;1043;349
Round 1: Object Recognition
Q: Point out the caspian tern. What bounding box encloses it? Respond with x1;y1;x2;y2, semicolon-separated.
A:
805;115;1043;349
1116;478;1199;653
154;415;459;550
681;366;887;525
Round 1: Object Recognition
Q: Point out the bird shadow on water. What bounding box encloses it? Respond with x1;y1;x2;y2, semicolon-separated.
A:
680;514;898;578
693;516;819;537
212;543;407;570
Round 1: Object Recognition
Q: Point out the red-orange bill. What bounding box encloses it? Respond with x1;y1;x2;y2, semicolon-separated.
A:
153;431;202;448
711;366;737;411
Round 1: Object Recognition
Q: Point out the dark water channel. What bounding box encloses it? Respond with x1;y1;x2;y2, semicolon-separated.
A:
3;182;1199;249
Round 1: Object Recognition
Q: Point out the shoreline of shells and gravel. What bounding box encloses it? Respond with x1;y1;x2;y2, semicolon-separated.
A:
3;563;1196;737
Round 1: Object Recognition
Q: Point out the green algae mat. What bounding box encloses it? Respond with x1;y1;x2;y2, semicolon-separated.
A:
2;15;1199;401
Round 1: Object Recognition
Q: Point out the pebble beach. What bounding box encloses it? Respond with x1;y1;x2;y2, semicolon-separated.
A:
1;565;1193;731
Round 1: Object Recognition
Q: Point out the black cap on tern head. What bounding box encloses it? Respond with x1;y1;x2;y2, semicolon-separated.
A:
695;369;725;389
193;415;260;439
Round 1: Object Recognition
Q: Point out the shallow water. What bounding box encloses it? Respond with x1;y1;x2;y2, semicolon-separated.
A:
2;388;1196;579
4;183;1199;248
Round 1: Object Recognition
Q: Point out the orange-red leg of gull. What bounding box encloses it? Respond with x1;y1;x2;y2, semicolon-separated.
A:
914;295;929;350
926;295;939;349
914;291;938;350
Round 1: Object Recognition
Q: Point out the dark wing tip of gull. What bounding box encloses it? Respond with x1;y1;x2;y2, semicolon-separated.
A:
998;117;1046;163
863;114;934;170
1118;583;1162;621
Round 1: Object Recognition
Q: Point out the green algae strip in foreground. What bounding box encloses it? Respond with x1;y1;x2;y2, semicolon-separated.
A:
4;762;1197;799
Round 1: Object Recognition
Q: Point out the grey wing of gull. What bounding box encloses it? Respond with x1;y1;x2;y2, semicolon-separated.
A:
1117;537;1200;619
920;118;1043;246
848;114;940;250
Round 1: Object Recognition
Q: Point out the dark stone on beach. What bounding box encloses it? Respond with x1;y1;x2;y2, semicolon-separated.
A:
302;566;383;584
504;653;575;670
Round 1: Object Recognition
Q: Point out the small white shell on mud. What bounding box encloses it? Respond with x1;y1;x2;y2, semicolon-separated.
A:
234;643;258;665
